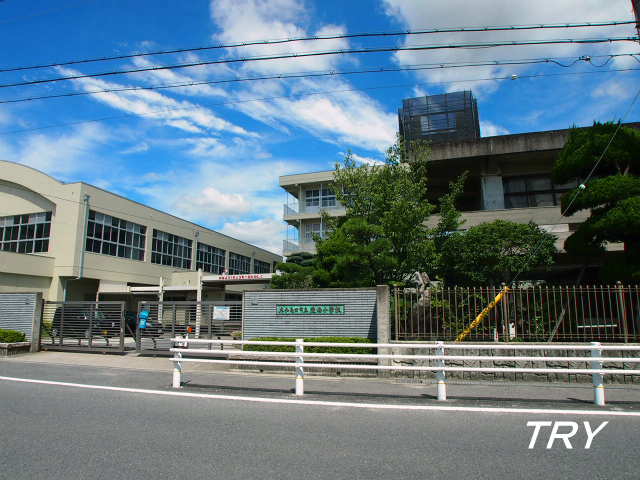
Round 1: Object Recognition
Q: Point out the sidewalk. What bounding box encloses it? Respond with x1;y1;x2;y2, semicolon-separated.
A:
3;350;640;411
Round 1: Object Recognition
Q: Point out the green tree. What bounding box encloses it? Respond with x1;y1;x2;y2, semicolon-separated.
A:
315;137;436;286
439;220;557;286
270;252;316;289
551;121;640;282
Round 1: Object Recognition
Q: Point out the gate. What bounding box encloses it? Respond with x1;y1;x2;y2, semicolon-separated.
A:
135;301;242;353
41;301;126;353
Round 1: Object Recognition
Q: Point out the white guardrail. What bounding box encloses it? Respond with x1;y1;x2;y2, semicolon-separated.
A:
170;339;640;406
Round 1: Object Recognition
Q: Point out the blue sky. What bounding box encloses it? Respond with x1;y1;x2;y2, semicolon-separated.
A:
1;0;639;255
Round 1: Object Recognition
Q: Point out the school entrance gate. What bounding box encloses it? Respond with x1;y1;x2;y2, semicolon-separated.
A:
39;300;242;354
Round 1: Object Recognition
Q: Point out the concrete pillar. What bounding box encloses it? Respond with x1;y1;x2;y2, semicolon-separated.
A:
377;285;391;374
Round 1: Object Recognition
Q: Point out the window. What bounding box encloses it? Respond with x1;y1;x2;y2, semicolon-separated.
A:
503;175;578;209
151;229;192;269
0;211;51;254
304;187;336;211
321;188;336;208
196;243;226;274
86;211;146;260
254;259;271;274
305;189;319;207
229;252;251;274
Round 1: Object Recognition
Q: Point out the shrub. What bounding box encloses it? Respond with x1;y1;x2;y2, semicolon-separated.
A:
0;329;26;343
243;336;374;354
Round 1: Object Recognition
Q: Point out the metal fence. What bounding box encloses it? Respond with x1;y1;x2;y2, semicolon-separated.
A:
136;301;242;352
393;284;640;343
169;338;640;406
41;301;126;352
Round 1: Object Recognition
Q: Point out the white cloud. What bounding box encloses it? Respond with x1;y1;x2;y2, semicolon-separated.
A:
219;217;285;255
120;142;150;155
381;0;639;94
208;0;397;153
56;66;252;136
210;0;350;75
348;152;384;166
480;121;510;137
173;187;252;218
0;124;111;181
235;83;397;151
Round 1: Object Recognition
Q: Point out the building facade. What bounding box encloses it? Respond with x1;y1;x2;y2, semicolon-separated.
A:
280;122;640;282
0;160;282;305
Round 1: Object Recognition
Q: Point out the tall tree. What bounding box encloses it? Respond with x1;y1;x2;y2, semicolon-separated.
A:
551;121;640;283
316;137;436;286
439;220;557;286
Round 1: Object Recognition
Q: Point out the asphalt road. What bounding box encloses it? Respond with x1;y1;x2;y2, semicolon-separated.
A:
1;355;640;479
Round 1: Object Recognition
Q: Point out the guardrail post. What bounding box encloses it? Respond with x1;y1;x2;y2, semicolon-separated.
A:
435;341;447;401
173;338;182;389
295;338;304;396
590;341;605;406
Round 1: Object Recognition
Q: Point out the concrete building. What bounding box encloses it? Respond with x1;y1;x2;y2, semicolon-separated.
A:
0;160;282;306
280;122;640;282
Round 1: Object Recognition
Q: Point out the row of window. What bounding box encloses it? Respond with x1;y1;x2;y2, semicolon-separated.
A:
305;188;336;209
0;212;51;254
4;208;270;275
503;175;579;209
85;210;268;273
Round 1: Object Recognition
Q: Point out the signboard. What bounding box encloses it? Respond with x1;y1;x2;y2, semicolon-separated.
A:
213;306;230;320
276;305;345;315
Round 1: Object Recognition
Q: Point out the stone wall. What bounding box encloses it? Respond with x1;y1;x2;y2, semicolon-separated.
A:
389;343;640;385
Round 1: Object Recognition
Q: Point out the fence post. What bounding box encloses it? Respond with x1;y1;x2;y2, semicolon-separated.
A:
173;346;182;389
590;341;605;406
435;341;446;401
616;281;629;344
295;338;304;396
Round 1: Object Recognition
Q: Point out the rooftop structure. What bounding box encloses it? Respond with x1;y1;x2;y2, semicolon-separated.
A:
398;90;481;145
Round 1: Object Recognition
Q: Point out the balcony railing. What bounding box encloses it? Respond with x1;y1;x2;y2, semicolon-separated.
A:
283;203;345;216
283;239;324;253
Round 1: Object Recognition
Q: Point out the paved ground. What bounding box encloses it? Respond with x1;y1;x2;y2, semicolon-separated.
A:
3;350;640;411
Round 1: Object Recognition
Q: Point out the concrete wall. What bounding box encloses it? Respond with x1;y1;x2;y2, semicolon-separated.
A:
243;288;380;339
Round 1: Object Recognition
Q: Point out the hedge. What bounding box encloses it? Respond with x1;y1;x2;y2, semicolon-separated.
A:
0;329;26;343
243;336;374;354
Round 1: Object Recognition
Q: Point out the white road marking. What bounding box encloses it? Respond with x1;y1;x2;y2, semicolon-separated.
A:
1;375;638;417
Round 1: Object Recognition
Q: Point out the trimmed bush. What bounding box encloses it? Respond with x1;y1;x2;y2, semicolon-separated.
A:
244;336;374;355
0;329;26;343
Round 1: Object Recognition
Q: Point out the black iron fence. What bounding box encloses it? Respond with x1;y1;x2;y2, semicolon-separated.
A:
393;284;640;343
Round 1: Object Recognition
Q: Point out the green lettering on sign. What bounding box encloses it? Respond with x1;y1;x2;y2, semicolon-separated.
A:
276;305;345;315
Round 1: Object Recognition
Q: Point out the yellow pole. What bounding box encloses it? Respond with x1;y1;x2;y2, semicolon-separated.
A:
455;286;509;342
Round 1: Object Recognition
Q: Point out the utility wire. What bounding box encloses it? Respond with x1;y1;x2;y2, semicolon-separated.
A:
0;0;101;25
2;20;635;74
509;88;640;287
3;67;640;136
4;53;636;105
2;36;637;89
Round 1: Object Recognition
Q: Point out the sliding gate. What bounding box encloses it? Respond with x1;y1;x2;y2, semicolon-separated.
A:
135;301;242;353
41;301;126;353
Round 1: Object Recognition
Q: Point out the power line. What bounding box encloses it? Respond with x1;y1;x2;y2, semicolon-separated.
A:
2;20;635;74
2;36;637;89
3;66;639;136
0;0;101;25
4;53;637;105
